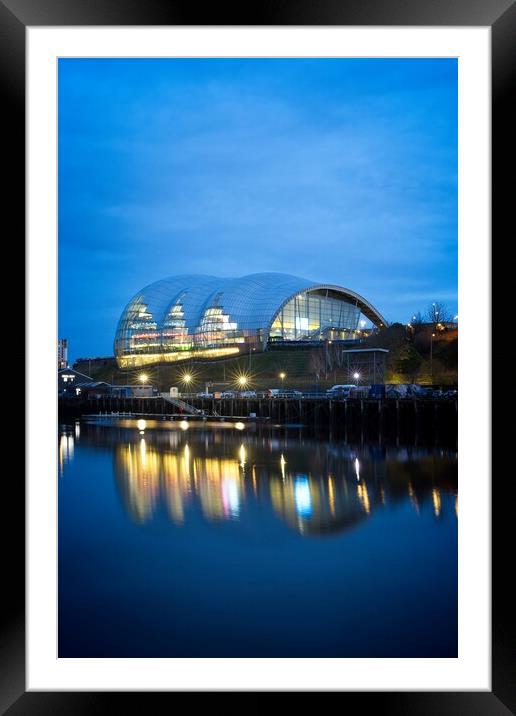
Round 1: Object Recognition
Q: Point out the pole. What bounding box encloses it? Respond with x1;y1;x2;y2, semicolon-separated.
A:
430;333;434;385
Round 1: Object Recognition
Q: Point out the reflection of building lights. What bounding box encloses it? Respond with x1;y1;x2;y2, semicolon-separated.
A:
222;478;240;517
74;421;80;438
137;419;146;431
328;476;335;516
294;476;312;518
408;482;419;514
357;482;370;514
234;422;245;431
59;434;74;476
354;458;360;481
112;434;456;536
432;488;441;517
455;494;458;517
280;454;287;481
239;444;247;468
183;444;190;477
180;420;189;430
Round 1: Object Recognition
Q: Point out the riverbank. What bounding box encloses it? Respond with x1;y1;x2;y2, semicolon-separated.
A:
59;394;457;445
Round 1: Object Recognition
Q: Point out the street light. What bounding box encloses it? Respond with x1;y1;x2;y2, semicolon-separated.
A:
279;371;286;383
237;375;248;388
353;372;360;384
139;373;148;384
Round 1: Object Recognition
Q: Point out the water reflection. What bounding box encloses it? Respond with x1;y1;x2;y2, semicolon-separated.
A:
59;432;74;477
60;420;457;537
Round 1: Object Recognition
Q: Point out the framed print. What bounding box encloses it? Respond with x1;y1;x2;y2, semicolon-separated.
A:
5;0;513;709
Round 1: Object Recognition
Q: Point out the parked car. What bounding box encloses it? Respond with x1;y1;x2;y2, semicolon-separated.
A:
276;389;303;398
326;384;356;398
443;389;458;399
265;388;281;397
369;384;386;399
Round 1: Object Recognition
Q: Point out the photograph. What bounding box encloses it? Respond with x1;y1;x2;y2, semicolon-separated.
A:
57;56;459;658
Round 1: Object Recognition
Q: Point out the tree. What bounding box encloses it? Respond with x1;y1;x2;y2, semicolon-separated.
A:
394;344;422;381
410;311;424;325
365;323;407;350
309;349;325;381
425;302;452;325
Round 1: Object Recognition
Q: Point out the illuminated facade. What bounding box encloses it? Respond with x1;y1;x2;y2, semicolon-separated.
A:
114;272;387;368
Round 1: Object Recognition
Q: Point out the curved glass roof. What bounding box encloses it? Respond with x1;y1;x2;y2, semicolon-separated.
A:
114;272;387;364
117;273;385;332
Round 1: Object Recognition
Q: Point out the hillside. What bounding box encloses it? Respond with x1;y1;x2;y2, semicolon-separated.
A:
73;329;457;391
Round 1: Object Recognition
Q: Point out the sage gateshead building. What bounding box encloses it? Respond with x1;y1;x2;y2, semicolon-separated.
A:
114;273;387;368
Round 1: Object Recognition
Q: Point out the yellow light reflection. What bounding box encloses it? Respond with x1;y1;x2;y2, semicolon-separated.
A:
328;476;336;516
408;482;419;514
357;482;370;514
280;454;287;481
234;422;245;431
239;444;247;469
59;434;74;477
195;457;243;521
183;444;190;477
137;419;146;431
140;437;147;465
180;420;189;431
432;488;441;517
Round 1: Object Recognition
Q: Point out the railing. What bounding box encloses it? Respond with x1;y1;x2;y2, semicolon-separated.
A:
159;393;203;415
184;392;458;402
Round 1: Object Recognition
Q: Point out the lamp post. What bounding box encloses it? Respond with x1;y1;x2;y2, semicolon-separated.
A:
430;333;435;385
279;371;286;386
353;372;360;385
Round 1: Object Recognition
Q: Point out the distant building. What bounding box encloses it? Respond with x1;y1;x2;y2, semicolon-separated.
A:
58;368;93;397
58;339;68;369
58;370;158;399
74;381;113;399
114;272;387;368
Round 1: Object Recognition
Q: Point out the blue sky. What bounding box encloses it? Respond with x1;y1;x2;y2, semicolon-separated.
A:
58;58;457;360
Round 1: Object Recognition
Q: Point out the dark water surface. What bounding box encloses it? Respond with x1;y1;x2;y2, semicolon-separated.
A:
58;418;457;657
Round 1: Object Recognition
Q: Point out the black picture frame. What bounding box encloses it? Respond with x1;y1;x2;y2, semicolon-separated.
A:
6;0;512;710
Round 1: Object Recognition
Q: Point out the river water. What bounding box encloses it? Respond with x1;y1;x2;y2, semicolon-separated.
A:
58;418;457;657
